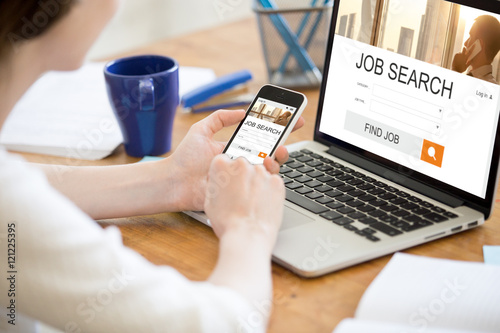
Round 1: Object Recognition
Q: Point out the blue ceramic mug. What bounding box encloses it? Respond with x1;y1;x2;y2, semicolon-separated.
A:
104;55;179;157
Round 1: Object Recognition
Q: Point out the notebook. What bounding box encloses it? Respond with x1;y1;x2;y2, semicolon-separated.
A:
185;0;500;277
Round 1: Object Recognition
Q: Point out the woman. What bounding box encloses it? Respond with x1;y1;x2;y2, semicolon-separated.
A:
0;1;303;332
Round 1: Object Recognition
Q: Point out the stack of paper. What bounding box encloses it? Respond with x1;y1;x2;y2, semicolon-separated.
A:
334;253;500;333
0;63;216;160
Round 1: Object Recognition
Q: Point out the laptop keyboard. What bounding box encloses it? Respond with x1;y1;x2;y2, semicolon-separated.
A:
281;149;459;242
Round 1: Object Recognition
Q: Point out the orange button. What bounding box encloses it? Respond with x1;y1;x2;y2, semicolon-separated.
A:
258;152;268;158
420;139;444;168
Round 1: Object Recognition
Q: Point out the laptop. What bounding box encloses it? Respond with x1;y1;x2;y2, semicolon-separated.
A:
186;0;500;277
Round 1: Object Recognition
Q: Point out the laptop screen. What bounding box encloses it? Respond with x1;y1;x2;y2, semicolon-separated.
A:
317;0;500;200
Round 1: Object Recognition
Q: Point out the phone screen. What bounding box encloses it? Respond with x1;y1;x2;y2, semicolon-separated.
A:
224;97;298;164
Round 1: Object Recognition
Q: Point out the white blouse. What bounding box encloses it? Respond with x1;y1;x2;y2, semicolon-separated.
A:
0;148;262;333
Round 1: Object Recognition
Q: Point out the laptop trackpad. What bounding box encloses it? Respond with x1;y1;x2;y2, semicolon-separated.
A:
281;206;315;231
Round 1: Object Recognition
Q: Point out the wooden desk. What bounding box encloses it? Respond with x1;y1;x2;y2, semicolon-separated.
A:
19;18;500;333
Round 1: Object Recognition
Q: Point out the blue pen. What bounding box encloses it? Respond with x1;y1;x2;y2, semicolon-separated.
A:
277;0;330;75
258;0;322;85
277;0;319;74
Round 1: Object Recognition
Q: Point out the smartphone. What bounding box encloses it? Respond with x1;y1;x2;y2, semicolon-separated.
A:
223;84;307;164
467;39;482;64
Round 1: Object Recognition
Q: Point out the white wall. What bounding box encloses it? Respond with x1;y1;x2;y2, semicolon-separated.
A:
88;0;253;60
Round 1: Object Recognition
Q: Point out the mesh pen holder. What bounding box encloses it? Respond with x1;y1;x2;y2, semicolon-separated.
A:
253;0;333;89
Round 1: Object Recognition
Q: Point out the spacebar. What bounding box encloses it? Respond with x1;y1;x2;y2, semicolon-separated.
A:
285;189;329;214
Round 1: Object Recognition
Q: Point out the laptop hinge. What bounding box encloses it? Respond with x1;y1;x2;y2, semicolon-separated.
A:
326;146;464;208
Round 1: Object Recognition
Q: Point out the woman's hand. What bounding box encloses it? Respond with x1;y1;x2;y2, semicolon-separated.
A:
204;155;285;249
167;109;304;212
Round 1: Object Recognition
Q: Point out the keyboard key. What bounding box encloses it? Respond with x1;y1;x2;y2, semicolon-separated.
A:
408;196;422;203
326;190;343;198
358;183;375;190
420;201;434;208
398;191;411;198
352;172;365;178
373;181;387;188
320;210;342;221
348;212;367;220
358;205;376;212
317;165;333;172
315;185;333;193
316;196;334;204
326;180;344;188
295;176;313;183
401;202;419;210
295;187;313;194
289;151;304;158
307;171;324;178
380;215;399;224
402;220;433;232
297;166;314;173
370;200;388;207
444;211;458;218
359;217;378;225
361;228;376;234
341;167;354;173
338;206;355;214
379;193;397;200
307;161;324;167
286;171;302;179
300;149;313;154
311;153;323;159
391;221;410;229
317;175;334;182
320;157;333;163
368;210;387;218
346;200;364;207
431;206;446;213
280;166;293;174
326;169;344;176
379;204;398;212
389;197;407;205
412;207;431;215
336;195;354;202
286;182;303;190
332;162;344;168
286;189;329;214
362;176;376;183
326;202;344;210
338;185;356;192
282;177;293;185
344;225;358;231
347;189;365;197
297;155;313;163
286;162;303;169
385;186;399;193
367;188;385;195
333;217;354;226
359;194;377;202
306;192;324;200
337;174;354;181
403;214;425;224
424;213;449;223
393;209;411;217
346;178;363;186
370;222;403;236
366;235;381;242
305;180;323;188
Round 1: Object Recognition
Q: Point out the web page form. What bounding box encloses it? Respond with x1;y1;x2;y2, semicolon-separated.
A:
320;33;500;198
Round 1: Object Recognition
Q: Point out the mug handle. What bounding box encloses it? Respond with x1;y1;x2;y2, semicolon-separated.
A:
139;78;155;111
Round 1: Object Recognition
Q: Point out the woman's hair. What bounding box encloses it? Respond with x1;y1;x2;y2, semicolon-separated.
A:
0;0;76;58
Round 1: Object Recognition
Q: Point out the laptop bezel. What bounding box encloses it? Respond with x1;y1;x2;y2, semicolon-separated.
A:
313;0;500;219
